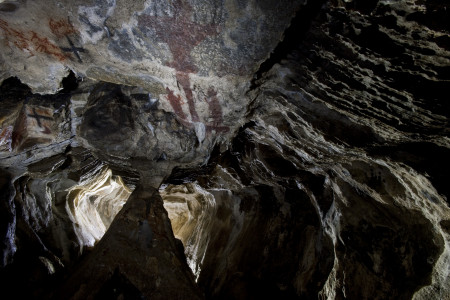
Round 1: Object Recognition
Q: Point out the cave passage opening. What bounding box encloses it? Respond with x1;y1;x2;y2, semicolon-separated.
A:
160;182;217;281
65;166;133;251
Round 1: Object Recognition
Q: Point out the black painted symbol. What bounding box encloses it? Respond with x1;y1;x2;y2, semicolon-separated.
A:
27;107;53;128
61;36;85;63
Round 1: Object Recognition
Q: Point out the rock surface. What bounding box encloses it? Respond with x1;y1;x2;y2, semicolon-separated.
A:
1;0;450;299
161;182;217;280
0;0;302;155
52;185;202;300
161;1;450;299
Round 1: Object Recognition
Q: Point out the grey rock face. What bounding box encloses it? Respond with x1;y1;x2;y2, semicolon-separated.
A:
173;85;449;298
0;0;301;146
0;0;450;299
161;1;450;299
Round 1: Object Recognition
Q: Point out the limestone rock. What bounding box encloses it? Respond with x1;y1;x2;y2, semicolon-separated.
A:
161;182;217;280
0;0;302;86
65;166;132;249
12;105;56;151
160;1;450;299
52;186;202;300
0;0;450;299
0;0;303;149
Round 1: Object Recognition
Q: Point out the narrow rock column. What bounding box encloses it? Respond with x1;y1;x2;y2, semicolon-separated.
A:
52;184;203;300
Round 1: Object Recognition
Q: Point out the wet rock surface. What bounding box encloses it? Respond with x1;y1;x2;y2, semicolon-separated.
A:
1;0;450;299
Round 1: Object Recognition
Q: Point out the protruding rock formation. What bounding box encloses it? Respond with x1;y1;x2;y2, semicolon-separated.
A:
53;186;202;300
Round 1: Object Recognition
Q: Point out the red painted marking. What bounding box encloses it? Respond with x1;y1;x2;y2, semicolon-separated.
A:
204;88;228;132
49;18;77;38
166;87;187;120
0;19;68;61
34;107;53;117
166;82;229;133
205;124;229;133
11;112;26;150
30;31;67;61
176;72;200;122
136;0;228;133
138;0;219;73
206;88;224;125
0;18;32;53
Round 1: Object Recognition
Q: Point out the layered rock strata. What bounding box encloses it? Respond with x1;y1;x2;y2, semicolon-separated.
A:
161;1;450;299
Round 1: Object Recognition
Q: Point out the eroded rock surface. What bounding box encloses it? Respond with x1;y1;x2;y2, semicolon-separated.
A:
160;1;450;299
1;0;450;299
52;186;202;300
161;182;217;280
0;0;303;155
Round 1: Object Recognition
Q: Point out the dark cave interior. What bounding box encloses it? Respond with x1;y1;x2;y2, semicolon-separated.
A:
1;0;450;299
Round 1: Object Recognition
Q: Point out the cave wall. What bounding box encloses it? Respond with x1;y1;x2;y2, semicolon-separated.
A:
1;0;450;299
161;1;450;299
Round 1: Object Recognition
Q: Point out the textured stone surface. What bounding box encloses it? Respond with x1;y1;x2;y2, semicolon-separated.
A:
0;0;302;152
0;0;300;84
1;0;450;299
161;182;217;280
52;185;202;300
65;166;132;249
175;87;449;298
160;1;450;299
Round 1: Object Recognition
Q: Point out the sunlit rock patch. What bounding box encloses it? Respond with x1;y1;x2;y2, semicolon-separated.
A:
66;166;132;249
161;182;216;280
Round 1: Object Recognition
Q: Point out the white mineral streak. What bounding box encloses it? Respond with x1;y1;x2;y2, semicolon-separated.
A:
65;167;132;250
194;122;206;144
39;256;55;275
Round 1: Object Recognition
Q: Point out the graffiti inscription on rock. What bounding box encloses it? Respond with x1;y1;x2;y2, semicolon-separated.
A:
12;105;55;151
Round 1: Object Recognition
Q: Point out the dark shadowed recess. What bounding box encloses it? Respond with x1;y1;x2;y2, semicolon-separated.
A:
163;122;261;187
161;122;336;299
368;142;450;205
0;116;140;299
1;76;74;110
59;70;80;93
95;267;145;300
337;0;380;14
336;178;444;300
0;77;31;97
251;0;328;87
163;145;221;185
406;0;450;32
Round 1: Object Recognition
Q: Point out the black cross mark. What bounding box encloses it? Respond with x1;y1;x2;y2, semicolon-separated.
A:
27;107;53;128
61;36;85;63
